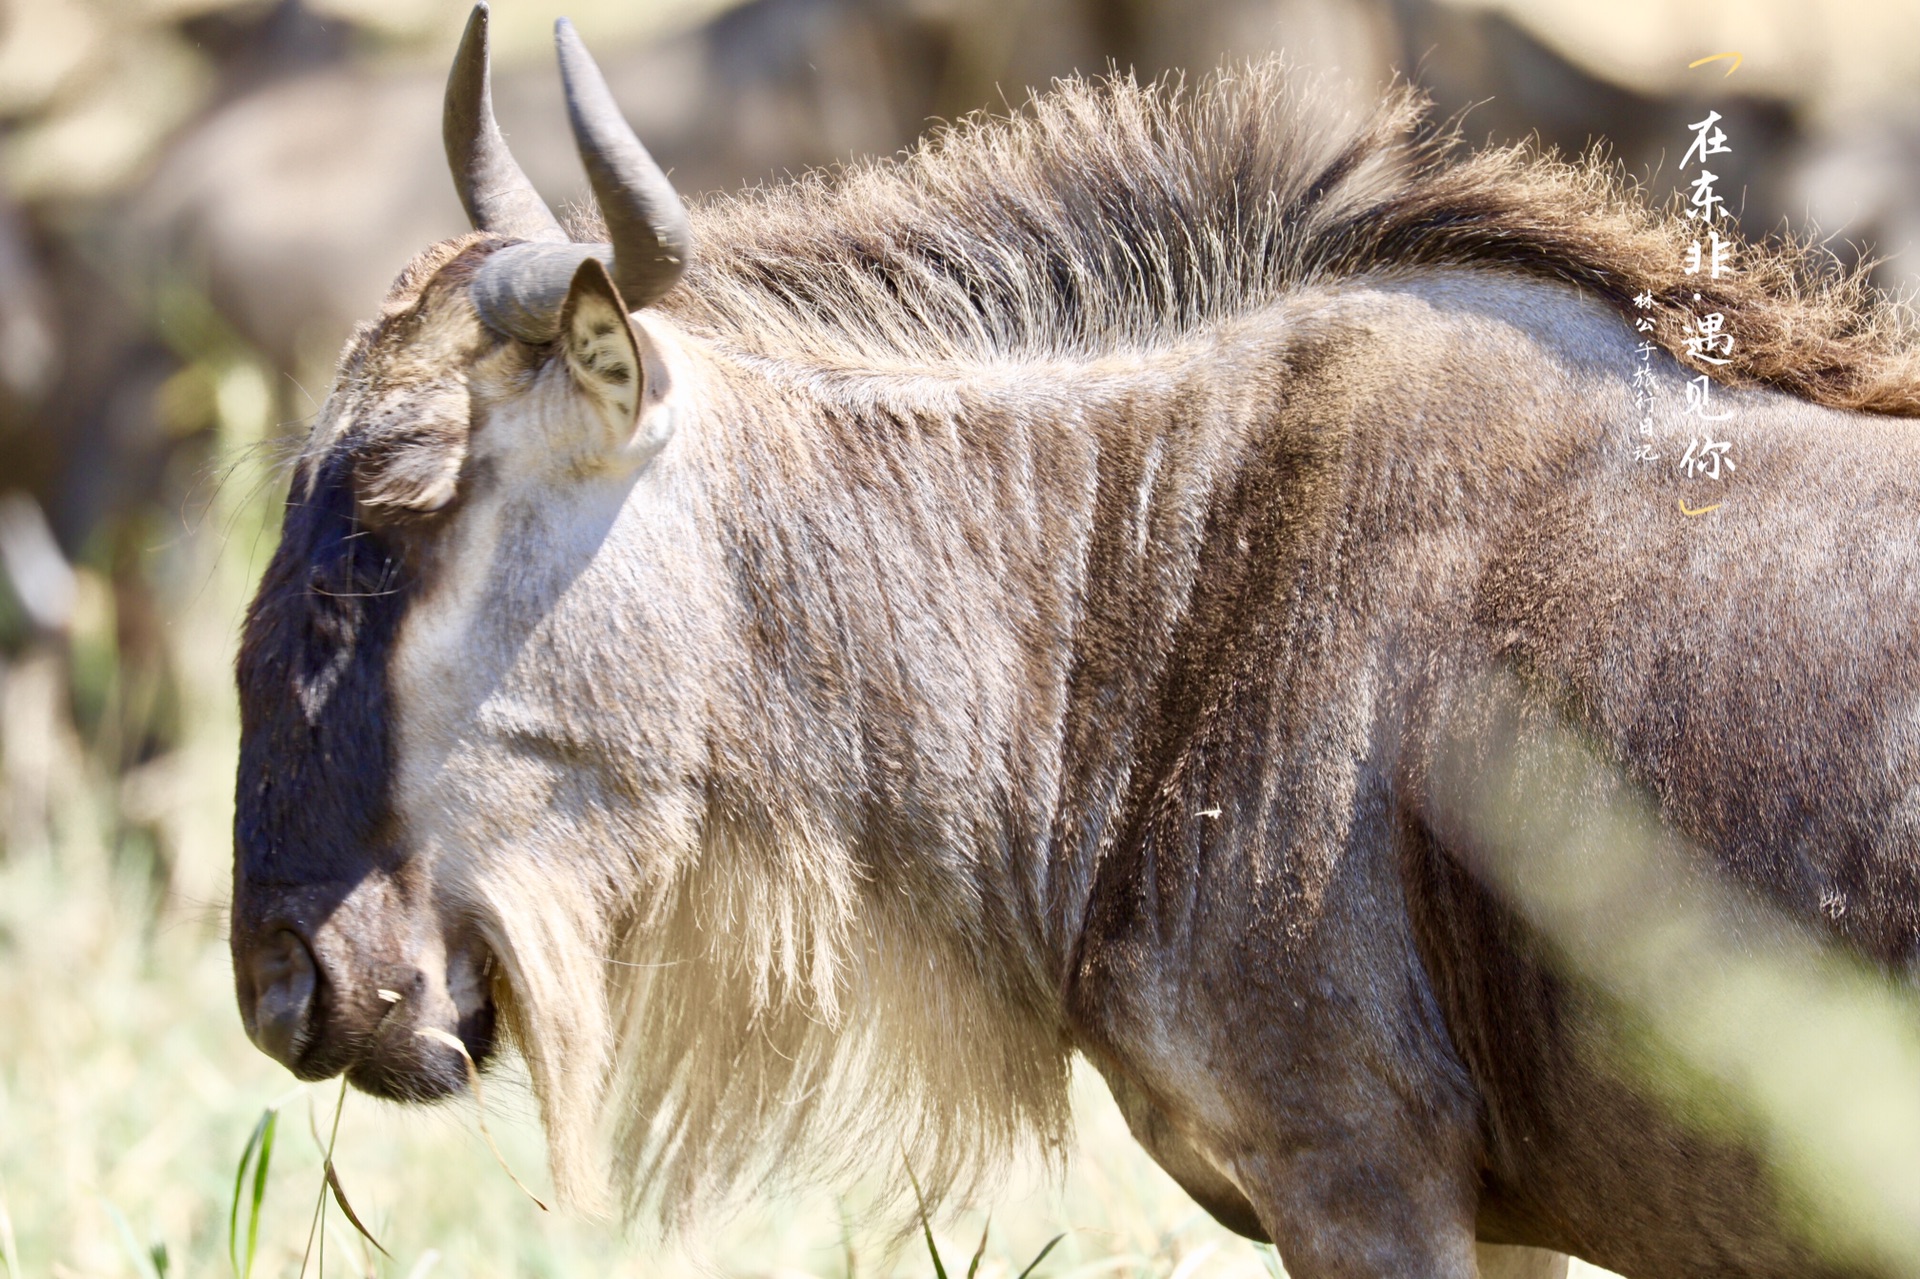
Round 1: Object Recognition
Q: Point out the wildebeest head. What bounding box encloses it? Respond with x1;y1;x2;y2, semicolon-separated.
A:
231;2;701;1134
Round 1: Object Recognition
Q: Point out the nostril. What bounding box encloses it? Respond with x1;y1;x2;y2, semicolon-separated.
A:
247;929;319;1068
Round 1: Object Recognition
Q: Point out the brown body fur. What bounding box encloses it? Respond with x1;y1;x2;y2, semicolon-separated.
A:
233;66;1920;1277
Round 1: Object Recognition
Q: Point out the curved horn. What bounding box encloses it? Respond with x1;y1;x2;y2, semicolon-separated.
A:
470;242;611;343
555;17;692;306
444;3;566;242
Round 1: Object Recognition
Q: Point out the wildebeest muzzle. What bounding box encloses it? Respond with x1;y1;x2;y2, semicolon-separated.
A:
232;875;496;1101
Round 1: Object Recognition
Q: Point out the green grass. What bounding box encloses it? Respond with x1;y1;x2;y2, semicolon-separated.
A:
229;1105;277;1279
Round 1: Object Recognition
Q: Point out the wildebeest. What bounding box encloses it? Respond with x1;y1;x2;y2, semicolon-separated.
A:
231;5;1920;1275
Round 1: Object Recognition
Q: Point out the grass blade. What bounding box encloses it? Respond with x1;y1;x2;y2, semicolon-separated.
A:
415;1027;548;1211
323;1160;391;1259
228;1109;271;1279
1013;1233;1066;1279
964;1215;991;1279
902;1161;947;1279
246;1109;279;1279
299;1081;348;1279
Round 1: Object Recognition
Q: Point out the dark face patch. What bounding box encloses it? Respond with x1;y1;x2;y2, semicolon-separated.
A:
234;451;416;901
230;238;513;1095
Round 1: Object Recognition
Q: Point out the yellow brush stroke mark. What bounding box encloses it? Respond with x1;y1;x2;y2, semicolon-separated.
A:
1688;52;1743;75
1679;498;1724;517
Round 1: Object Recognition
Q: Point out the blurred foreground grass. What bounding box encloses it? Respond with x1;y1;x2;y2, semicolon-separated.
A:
0;350;1289;1277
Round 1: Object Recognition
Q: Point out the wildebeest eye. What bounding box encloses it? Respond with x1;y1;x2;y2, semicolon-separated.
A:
352;409;471;515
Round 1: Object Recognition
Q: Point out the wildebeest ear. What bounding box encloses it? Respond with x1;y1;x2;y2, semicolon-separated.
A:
558;255;641;427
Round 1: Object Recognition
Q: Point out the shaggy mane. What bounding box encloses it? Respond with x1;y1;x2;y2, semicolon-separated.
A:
618;65;1920;412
